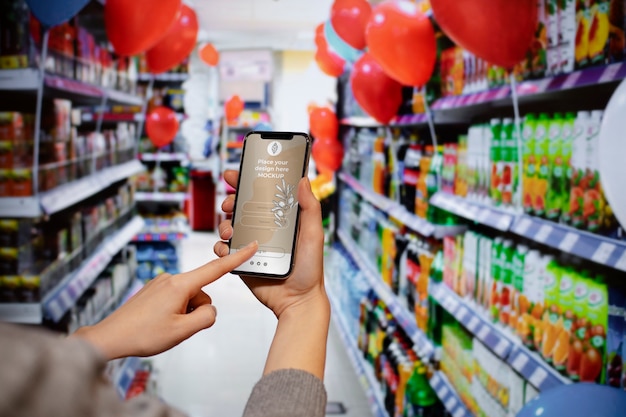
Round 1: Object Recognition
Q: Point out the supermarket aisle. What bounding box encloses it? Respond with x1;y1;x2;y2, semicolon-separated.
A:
151;231;374;417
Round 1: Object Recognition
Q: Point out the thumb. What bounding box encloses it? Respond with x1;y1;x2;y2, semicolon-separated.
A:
178;304;218;339
297;177;323;246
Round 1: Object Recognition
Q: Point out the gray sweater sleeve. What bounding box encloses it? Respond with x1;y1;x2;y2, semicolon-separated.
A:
243;369;327;417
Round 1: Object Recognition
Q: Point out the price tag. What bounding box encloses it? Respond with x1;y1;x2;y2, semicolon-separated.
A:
562;71;582;89
60;291;72;309
599;63;621;83
467;316;480;332
615;251;626;272
514;217;533;236
453;407;465;417
496;216;511;231
477;209;490;223
529;367;548;389
445;397;458;411
592;242;616;265
535;224;553;243
438;386;450;399
456;306;469;322
430;373;441;387
559;232;579;252
477;325;490;340
511;353;529;372
494;339;510;357
444;296;459;313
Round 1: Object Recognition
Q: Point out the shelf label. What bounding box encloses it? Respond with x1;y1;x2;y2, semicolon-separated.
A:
494;339;510;357
437;386;449;399
456;306;468;322
535;224;553;243
528;367;548;389
453;407;465;417
511;353;529;372
496;215;511;231
559;232;579;252
467;316;480;332
514;217;533;236
477;325;490;340
592;242;616;264
445;397;458;411
430;373;441;387
443;296;459;313
615;251;626;272
599;64;621;83
477;209;490;223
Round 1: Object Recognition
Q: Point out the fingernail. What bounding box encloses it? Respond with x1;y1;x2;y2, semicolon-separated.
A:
247;240;258;248
211;305;217;317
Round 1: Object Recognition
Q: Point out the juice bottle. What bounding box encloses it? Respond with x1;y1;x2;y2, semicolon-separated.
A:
588;1;611;65
567;271;591;380
583;110;605;232
489;118;503;206
579;276;608;383
560;112;576;224
415;146;433;219
455;135;468;197
522;113;537;214
569;111;590;228
480;236;493;310
512;245;529;333
466;126;479;200
575;0;592;68
547;0;561;75
373;135;386;194
560;0;577;73
532;0;548;78
520;249;542;347
533;113;551;217
546;113;564;221
402;144;422;214
533;254;552;350
426;148;443;224
481;123;492;202
541;259;562;362
553;265;577;372
490;237;504;322
499;239;515;326
501;118;518;208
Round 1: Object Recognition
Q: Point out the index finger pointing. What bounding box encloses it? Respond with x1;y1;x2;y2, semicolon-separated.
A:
178;241;258;293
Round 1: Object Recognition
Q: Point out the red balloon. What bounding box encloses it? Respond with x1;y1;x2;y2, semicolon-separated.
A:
146;106;179;148
350;53;403;124
146;5;198;74
312;136;343;173
366;0;436;87
224;95;244;122
199;43;219;66
315;23;325;48
315;44;345;78
431;0;537;68
105;0;181;56
309;107;338;140
330;0;372;50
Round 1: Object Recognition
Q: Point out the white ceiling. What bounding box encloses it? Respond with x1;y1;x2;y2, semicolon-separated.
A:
188;0;335;51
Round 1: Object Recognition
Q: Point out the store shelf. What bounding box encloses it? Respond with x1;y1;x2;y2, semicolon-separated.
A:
341;114;429;128
0;68;143;106
81;112;141;123
431;86;511;111
137;73;189;82
430;192;516;232
510;215;626;272
42;215;144;322
0;160;145;218
89;279;143;326
430;372;474;417
327;287;388;417
338;229;435;359
134;192;189;203
139;152;189;162
429;281;571;392
339;172;465;239
0;303;42;325
133;232;186;242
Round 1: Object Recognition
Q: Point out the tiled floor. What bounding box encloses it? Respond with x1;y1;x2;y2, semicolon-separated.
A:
151;231;374;417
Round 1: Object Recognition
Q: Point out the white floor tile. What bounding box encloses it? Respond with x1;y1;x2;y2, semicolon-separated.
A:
152;231;373;417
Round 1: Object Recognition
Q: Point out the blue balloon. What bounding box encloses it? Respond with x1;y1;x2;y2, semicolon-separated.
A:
26;0;90;29
516;383;626;417
324;20;363;64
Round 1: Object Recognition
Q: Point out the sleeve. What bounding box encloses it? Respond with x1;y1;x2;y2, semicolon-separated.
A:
0;323;186;417
242;369;327;417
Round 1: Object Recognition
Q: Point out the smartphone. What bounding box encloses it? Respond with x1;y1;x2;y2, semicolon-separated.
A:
229;131;311;278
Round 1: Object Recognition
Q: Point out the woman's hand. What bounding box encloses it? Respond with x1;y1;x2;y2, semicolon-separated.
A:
72;241;258;360
214;170;327;320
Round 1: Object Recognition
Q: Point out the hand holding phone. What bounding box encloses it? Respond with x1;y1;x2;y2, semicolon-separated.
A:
229;131;311;278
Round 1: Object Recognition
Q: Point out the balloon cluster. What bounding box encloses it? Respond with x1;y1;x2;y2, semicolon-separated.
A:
308;105;343;174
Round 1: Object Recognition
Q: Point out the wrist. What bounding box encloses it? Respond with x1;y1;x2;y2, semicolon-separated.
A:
71;324;119;360
277;288;330;323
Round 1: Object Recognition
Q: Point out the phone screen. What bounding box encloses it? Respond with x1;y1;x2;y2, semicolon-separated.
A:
229;132;310;278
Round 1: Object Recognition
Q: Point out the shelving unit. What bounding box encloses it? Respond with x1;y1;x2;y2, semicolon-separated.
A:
327;287;388;417
430;372;473;417
135;192;189;203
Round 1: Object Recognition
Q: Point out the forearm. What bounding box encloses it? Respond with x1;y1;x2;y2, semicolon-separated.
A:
263;291;331;380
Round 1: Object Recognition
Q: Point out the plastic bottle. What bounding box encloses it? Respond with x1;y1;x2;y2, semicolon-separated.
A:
489;118;503;205
402;143;423;214
425;148;443;224
403;363;438;417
